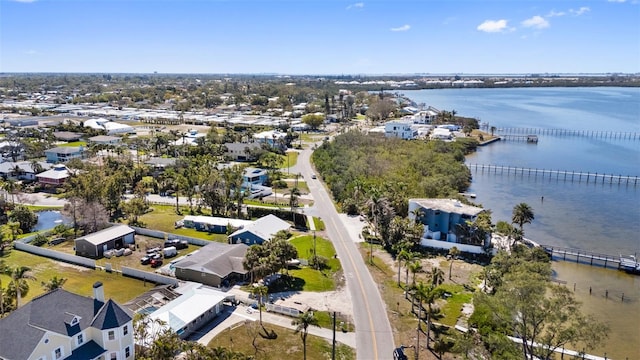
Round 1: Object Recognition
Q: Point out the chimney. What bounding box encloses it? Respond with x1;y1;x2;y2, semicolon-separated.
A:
93;282;105;302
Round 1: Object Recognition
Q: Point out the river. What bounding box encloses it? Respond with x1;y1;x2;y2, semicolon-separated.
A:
404;87;640;359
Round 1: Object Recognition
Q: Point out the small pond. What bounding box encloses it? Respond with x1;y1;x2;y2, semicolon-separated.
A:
34;211;71;231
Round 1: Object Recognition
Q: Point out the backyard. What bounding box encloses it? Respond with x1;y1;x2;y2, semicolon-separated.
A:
208;322;354;360
0;249;149;304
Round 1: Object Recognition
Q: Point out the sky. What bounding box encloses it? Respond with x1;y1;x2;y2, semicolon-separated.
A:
1;0;639;75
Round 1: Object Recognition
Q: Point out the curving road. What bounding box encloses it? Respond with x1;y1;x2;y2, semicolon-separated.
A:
292;145;395;360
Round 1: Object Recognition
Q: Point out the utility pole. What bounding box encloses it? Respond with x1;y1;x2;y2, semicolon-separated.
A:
313;231;318;270
332;311;336;360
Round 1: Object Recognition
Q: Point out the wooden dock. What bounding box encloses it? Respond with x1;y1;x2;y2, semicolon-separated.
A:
540;245;622;269
487;126;640;140
498;134;538;142
467;163;640;186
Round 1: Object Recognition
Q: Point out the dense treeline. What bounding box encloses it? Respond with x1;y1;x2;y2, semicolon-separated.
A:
312;131;473;217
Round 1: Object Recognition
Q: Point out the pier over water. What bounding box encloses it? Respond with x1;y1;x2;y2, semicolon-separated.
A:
483;125;640;141
467;163;640;187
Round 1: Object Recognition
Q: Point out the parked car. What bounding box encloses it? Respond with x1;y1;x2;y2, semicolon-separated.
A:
150;253;162;261
311;174;317;179
164;239;188;250
146;247;161;255
150;259;163;268
140;256;151;265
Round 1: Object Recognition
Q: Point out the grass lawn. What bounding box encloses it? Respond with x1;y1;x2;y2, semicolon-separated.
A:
284;150;298;168
208;322;354;360
312;217;325;231
436;283;473;327
286;268;334;292
0;249;149;304
59;141;87;147
290;235;339;272
25;205;64;211
136;204;228;242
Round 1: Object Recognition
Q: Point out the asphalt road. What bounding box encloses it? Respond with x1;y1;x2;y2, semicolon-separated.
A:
293;145;396;360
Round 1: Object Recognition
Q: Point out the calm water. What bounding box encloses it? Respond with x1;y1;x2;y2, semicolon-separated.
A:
34;210;69;231
405;87;640;359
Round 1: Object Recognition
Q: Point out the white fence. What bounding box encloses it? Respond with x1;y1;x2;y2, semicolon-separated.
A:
13;242;96;268
130;226;211;247
121;266;179;285
266;303;303;317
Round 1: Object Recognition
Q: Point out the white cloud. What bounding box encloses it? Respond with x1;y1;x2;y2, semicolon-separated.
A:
570;7;590;16
546;10;566;17
477;19;509;33
390;24;411;32
522;15;550;29
346;2;364;10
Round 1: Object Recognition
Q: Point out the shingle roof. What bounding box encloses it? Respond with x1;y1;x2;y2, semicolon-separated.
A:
91;299;133;330
66;340;107;360
0;288;131;360
173;242;248;277
45;146;84;154
229;214;290;242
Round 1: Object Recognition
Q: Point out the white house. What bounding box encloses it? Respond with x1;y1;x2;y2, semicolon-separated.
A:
384;120;417;140
0;282;134;360
146;283;227;339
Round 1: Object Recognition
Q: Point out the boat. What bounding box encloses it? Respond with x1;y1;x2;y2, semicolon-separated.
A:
619;255;640;274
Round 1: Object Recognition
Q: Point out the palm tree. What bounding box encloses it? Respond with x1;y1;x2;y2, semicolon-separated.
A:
448;246;460;280
396;248;411;287
413;282;429;357
408;260;423;286
414;281;443;352
512;202;535;235
292;311;319;360
251;285;268;325
429;267;445;287
41;276;67;292
5;266;35;308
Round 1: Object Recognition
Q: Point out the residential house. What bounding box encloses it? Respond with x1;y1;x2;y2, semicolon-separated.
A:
252;130;287;150
228;214;290;245
408;198;489;254
75;225;135;259
411;108;439;124
173;242;249;287
0;282;134;360
384;120;417;140
223;142;262;162
88;135;121;145
53;131;83;142
242;167;268;185
0;161;51;181
430;127;453;141
181;215;252;234
45;146;85;163
145;157;177;171
36;164;72;186
145;283;228;339
84;118;134;135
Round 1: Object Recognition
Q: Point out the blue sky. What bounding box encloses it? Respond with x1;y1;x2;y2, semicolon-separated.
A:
1;0;639;74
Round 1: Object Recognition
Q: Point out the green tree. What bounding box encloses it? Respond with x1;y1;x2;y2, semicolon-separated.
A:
5;266;35;308
8;205;37;233
292;310;320;360
301;113;325;130
250;284;269;325
41;276;67;292
511;202;534;234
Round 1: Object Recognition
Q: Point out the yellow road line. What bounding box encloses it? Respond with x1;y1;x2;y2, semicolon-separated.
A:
328;215;379;360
